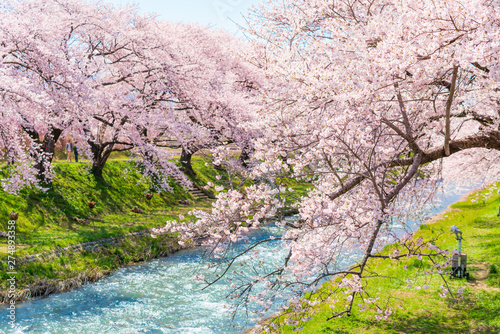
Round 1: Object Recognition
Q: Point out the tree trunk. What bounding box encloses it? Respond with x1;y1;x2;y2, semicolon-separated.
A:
26;127;63;183
181;146;196;176
239;145;254;168
90;144;112;177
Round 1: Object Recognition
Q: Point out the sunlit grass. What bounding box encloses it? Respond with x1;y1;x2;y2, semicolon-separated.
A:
269;182;500;333
0;156;221;292
0;157;221;260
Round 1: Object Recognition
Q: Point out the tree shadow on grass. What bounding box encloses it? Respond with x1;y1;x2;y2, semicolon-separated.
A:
319;329;351;334
350;291;500;334
383;312;499;333
316;313;470;334
24;187;76;228
471;217;499;229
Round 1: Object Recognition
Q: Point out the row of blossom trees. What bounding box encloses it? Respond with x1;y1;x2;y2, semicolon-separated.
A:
0;0;264;192
3;0;500;328
155;0;500;327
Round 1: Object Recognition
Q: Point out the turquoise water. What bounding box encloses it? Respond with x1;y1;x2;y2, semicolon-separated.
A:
2;184;472;333
4;225;287;334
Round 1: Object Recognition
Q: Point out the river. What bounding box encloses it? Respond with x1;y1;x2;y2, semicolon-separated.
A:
2;183;472;333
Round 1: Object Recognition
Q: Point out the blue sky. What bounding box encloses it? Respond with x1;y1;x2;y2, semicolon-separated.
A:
106;0;262;34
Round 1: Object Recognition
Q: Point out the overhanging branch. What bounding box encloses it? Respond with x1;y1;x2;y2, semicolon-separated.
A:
328;130;500;200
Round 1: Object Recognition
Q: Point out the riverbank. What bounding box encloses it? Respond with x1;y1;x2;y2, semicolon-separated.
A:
0;157;309;306
263;181;500;333
0;232;187;304
0;157;222;304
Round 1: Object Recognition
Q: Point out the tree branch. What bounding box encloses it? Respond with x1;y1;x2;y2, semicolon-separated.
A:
444;66;459;156
328;130;500;200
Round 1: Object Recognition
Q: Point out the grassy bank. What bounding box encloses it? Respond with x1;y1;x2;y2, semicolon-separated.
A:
0;233;181;303
0;156;226;296
268;182;500;333
0;157;222;259
0;152;311;302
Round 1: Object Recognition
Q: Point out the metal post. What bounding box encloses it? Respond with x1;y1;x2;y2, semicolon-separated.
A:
450;225;463;277
457;235;462;274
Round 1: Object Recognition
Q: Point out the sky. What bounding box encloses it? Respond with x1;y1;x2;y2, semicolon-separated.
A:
106;0;262;35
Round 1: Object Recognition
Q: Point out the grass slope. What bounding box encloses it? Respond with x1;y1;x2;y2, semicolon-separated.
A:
270;182;500;334
0;156;224;294
0;160;203;258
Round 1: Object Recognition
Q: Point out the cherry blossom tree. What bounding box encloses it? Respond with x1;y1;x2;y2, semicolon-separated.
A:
78;20;265;182
147;21;265;176
0;0;164;188
155;0;500;326
0;0;89;187
0;0;264;192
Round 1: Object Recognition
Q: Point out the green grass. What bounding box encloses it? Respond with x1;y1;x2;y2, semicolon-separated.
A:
0;155;223;292
0;233;180;302
0;152;312;299
0;157;222;259
277;176;313;209
268;182;500;333
181;153;253;193
180;154;312;204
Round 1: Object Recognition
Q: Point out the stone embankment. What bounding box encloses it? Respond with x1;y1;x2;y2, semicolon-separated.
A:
0;229;185;304
1;230;154;266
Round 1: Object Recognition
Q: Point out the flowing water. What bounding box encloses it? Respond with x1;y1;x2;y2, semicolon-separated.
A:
2;184;473;334
4;225;288;334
